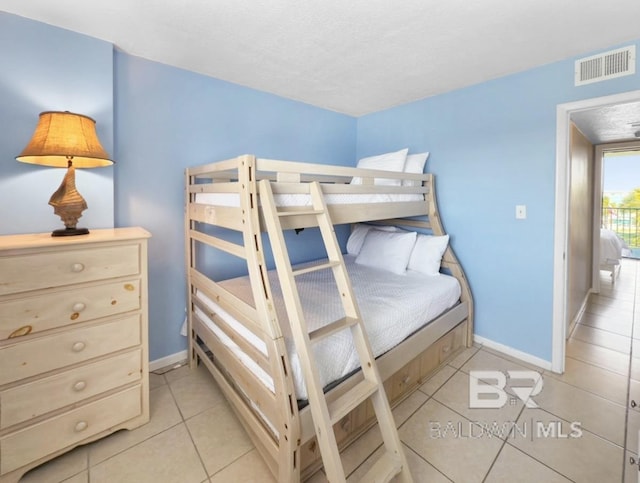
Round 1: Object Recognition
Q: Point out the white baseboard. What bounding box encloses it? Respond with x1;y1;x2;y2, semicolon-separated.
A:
473;335;552;371
567;290;591;338
149;350;189;372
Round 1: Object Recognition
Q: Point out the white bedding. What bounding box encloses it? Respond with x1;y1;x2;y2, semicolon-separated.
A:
600;229;627;265
195;192;423;207
195;255;461;400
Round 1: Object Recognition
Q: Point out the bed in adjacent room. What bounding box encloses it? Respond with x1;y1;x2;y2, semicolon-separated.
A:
600;228;629;284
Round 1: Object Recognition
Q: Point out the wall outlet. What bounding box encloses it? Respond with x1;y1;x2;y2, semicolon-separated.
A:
516;205;527;219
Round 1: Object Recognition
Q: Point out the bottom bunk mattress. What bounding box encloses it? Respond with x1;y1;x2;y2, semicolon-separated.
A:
194;255;461;400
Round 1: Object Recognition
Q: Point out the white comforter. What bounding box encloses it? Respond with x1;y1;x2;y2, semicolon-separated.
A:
196;255;461;400
600;229;627;265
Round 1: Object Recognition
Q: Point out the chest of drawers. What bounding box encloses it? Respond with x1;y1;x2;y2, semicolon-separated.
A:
0;227;151;483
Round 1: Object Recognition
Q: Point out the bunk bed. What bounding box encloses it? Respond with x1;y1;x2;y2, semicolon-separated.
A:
185;154;474;482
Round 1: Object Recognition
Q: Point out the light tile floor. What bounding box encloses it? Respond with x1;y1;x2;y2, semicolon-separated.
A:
19;259;640;482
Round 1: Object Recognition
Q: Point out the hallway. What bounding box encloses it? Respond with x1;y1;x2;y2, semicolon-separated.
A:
566;256;640;482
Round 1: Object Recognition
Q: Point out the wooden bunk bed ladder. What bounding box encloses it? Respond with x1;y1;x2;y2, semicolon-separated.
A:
259;180;413;483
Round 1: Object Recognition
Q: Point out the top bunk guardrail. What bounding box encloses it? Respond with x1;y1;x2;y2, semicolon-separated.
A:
186;155;432;232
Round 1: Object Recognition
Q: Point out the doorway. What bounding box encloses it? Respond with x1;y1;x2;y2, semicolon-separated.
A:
593;142;640;292
553;89;640;373
600;149;640;252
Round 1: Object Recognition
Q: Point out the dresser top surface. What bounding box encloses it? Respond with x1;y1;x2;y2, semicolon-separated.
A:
0;227;151;252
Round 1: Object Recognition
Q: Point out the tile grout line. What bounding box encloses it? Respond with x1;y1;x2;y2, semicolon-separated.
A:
621;258;639;482
420;351;554;483
544;357;629;406
447;345;623;480
346;378;438;480
563;350;630;378
163;365;247;481
532;406;625;450
402;442;454;483
579;318;634;338
200;447;255;481
479;399;528;483
85;376;187;472
387;359;462;482
500;440;578;483
568;327;631;355
420;348;529;482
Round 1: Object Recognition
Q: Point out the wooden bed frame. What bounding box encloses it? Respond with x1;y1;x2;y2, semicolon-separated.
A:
185;154;474;481
600;260;621;285
599;229;625;286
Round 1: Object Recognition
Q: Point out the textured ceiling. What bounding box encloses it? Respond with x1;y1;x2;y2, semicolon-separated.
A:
1;0;639;117
572;102;640;145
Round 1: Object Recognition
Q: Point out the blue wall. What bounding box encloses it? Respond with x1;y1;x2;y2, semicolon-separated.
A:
114;53;356;360
357;39;640;362
2;10;638;365
0;13;114;235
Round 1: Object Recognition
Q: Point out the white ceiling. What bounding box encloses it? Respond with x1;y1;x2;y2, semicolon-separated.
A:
1;0;639;117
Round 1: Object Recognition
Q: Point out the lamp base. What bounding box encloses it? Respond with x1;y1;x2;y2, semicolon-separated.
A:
51;227;90;237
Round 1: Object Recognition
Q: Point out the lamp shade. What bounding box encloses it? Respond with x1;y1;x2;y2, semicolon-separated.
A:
16;111;113;168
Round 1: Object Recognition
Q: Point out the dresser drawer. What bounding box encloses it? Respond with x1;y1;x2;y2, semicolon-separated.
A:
0;244;140;296
0;315;141;386
0;349;142;429
0;385;142;475
0;279;141;340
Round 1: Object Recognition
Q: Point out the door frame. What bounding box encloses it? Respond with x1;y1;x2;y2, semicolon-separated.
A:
553;89;640;374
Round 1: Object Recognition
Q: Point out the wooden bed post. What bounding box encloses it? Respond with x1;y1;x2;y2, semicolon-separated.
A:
426;174;474;347
184;169;198;369
236;156;301;482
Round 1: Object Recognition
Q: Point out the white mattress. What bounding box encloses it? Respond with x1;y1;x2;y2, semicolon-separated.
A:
195;255;461;400
195;192;423;207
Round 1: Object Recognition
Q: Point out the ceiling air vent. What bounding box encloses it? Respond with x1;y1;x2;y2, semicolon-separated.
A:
575;45;636;86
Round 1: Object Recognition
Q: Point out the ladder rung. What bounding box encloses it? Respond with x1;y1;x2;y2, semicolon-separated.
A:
358;451;402;483
277;209;323;217
309;316;359;342
328;379;378;424
292;260;341;277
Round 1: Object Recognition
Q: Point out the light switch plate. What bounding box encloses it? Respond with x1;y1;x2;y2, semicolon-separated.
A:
516;205;527;219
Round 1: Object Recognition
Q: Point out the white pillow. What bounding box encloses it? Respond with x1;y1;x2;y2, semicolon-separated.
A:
346;224;399;255
355;229;417;275
408;234;449;276
351;148;408;186
402;152;430;187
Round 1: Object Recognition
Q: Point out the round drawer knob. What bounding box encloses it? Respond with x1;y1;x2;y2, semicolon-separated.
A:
72;302;86;312
72;341;86;352
73;380;87;392
74;421;88;432
71;263;85;273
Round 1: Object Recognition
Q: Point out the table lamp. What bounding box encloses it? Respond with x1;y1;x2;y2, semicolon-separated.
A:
16;111;113;237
